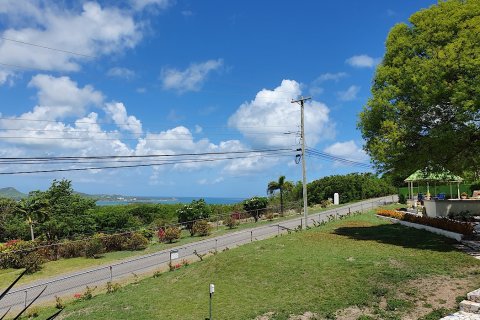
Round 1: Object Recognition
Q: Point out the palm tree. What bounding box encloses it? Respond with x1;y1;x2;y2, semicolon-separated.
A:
16;193;49;241
267;175;287;215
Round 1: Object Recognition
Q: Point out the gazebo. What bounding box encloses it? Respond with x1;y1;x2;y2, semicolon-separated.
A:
404;169;463;200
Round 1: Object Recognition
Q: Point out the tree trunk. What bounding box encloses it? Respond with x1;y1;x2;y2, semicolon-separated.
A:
30;223;35;241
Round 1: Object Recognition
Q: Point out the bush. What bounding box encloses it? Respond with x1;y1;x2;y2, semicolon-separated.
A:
192;220;212;236
139;228;155;240
243;196;268;222
58;240;85;258
164;226;181;243
101;233;128;252
224;215;239;229
177;199;212;235
376;209;475;235
265;212;274;221
320;199;332;208
85;238;104;258
122;232;149;251
398;193;407;204
448;210;477;222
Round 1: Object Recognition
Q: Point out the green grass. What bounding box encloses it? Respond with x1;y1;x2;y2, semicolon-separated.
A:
28;210;480;320
0;203;354;289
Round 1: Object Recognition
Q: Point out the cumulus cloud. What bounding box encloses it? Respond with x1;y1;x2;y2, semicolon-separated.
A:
161;59;223;93
346;55;380;68
107;67;136;80
27;74;103;119
323;140;369;166
104;102;143;136
0;1;141;81
228;79;334;148
337;85;360;101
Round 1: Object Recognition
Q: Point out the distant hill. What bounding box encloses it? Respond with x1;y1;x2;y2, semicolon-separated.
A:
0;187;26;200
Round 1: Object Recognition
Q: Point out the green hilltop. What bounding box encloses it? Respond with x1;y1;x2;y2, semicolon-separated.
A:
0;187;27;200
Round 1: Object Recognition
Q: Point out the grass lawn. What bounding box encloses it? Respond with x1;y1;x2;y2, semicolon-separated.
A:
27;209;480;320
0;203;354;289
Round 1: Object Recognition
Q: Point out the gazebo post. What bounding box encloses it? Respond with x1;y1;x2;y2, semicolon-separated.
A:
449;183;453;199
457;182;460;199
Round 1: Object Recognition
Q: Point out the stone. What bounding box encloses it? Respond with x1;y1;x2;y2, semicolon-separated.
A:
460;300;480;314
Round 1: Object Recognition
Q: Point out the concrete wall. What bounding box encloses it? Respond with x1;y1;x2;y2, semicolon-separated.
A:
424;199;480;217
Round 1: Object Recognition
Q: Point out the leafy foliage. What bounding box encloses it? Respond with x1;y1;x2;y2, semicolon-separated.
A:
376;209;475;235
164;226;181;243
358;0;480;176
191;220;212;236
307;173;395;205
243;196;268;222
177;199;212;235
223;215;239;229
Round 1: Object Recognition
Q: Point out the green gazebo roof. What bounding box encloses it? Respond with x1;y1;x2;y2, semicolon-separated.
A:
404;169;463;183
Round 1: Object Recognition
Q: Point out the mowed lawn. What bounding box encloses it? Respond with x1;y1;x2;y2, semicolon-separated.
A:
33;211;480;320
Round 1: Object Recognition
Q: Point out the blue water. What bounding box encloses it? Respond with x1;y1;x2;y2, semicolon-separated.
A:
96;196;245;206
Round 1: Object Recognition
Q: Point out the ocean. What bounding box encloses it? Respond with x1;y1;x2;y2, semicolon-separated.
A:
95;196;245;206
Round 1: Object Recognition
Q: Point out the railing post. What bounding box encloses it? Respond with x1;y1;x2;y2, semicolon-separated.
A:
24;290;27;308
109;266;113;282
250;231;253;242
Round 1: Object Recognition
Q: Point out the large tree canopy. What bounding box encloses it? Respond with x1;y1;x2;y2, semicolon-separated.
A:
359;0;480;177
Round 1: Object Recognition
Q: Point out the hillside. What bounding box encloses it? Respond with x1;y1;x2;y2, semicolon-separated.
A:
0;187;26;199
37;211;480;320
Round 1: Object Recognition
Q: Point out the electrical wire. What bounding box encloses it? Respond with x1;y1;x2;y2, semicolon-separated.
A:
0;36;94;58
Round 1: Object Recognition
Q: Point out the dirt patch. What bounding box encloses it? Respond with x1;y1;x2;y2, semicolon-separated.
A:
338;221;374;228
289;311;319;319
255;311;275;320
335;306;375;320
399;275;477;319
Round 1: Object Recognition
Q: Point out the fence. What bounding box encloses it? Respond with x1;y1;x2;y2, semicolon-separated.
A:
0;195;397;314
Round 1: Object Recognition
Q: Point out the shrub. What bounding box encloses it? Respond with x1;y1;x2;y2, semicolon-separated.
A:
139;228;155;240
164;226;181;243
101;233;128;252
106;281;121;294
177;199;212;235
265;212;274;221
224;215;239;229
448;210;477;222
376;209;475;235
157;228;166;242
398;193;407;204
320;199;332;208
55;296;64;309
122;232;149;251
58;240;85;258
243;196;268;222
192;220;212;236
85;238;104;258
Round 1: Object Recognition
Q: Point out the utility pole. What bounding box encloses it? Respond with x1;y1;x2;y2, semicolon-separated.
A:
291;96;311;228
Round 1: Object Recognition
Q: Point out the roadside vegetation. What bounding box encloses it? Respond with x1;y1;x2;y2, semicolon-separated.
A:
27;208;480;320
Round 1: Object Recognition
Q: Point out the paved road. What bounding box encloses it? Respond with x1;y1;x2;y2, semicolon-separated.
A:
0;195;397;313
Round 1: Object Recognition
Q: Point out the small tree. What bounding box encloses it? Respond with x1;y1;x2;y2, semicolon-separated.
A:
243;196;268;222
224;215;239;229
177;199;212;236
192;220;212;236
164;226;181;243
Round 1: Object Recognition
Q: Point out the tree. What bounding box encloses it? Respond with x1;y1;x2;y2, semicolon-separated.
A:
177;199;212;236
358;0;480;177
16;191;50;241
267;176;290;215
243;196;268;222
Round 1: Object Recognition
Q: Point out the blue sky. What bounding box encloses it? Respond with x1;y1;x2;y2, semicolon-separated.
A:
0;0;435;197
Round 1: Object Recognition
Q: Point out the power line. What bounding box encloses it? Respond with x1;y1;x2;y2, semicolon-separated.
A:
0;148;293;161
306;148;371;168
0;36;94;58
0;152;295;175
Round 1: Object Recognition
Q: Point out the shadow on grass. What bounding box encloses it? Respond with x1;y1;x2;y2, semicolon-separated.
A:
333;223;458;252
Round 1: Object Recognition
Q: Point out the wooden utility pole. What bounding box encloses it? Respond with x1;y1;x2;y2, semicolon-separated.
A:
291;96;311;228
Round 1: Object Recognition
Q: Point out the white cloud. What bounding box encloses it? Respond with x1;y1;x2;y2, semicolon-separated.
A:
0;2;141;78
323;140;369;166
337;85;360;101
161;59;223;93
130;0;171;11
228;79;334;148
194;125;203;134
181;10;194;17
104;102;143;136
346;55;380;68
27;74;103;119
107;67;136;80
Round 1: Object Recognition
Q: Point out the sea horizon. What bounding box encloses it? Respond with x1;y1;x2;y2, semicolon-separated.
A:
96;196;246;206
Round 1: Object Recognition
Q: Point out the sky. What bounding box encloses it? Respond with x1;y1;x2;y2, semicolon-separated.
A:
0;0;436;198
